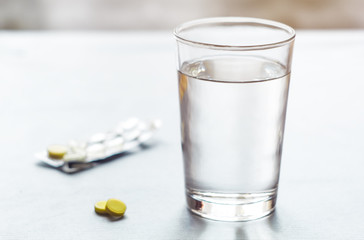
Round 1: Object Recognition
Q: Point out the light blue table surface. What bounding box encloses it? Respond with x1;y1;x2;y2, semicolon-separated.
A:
0;31;364;239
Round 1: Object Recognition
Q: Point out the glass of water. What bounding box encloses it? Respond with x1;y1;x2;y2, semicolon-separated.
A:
174;17;295;221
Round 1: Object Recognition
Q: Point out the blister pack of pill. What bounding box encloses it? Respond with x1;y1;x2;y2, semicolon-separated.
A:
35;118;162;173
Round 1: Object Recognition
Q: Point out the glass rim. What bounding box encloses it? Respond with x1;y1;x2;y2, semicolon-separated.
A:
173;17;296;50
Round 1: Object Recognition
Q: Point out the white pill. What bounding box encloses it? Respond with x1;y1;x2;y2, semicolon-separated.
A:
105;131;117;141
122;117;140;131
89;133;107;143
136;121;148;132
122;141;139;151
123;129;141;142
105;137;124;155
86;143;106;159
138;132;153;143
68;140;87;152
150;119;162;130
105;137;124;148
63;151;87;162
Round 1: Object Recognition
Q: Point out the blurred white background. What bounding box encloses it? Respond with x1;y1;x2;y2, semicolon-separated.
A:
0;0;363;30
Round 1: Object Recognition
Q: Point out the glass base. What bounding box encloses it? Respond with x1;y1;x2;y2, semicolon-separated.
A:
186;189;277;221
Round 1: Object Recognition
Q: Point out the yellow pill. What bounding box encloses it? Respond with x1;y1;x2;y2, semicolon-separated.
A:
106;198;127;217
95;201;107;214
47;144;68;159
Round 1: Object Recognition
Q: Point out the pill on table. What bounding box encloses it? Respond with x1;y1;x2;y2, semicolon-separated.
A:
106;198;127;217
150;119;162;130
47;144;68;159
94;201;107;214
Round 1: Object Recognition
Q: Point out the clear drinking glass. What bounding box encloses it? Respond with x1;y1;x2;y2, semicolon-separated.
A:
174;17;295;221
